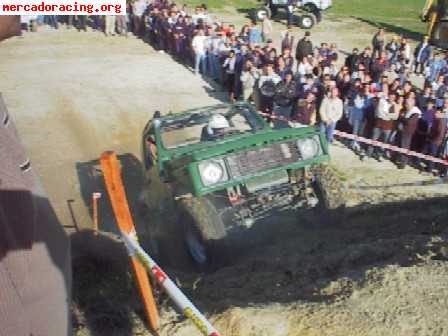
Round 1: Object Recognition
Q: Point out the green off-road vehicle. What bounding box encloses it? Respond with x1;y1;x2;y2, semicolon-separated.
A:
141;102;344;267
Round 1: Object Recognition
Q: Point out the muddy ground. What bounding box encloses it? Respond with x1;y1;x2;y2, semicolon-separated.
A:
0;11;447;336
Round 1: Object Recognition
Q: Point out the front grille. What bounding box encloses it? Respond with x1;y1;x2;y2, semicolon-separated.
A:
226;141;300;178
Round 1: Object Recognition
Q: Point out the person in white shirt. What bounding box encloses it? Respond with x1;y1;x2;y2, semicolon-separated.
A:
132;0;147;36
297;56;313;81
319;87;343;143
105;15;116;36
258;63;281;114
192;29;208;75
240;59;260;102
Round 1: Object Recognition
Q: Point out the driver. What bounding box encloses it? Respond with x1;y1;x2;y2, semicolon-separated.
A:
201;114;230;141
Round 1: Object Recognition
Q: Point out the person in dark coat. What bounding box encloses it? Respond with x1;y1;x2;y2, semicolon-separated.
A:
295;31;313;67
414;35;433;76
281;25;295;52
398;98;422;168
286;0;295;26
291;91;317;127
372;27;385;59
425;108;447;172
359;47;373;74
345;48;360;73
371;52;388;83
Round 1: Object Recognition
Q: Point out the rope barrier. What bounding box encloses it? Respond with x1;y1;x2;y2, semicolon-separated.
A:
257;111;448;167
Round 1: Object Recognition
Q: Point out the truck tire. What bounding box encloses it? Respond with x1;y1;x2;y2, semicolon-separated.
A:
178;197;228;269
251;6;272;22
298;13;316;29
302;3;322;22
312;164;346;225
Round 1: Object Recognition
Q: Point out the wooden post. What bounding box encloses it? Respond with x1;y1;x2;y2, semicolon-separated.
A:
99;151;160;332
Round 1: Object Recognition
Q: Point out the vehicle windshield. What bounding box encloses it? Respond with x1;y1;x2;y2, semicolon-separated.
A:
159;104;263;149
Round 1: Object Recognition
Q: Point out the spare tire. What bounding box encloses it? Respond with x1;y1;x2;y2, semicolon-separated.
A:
298;13;316;29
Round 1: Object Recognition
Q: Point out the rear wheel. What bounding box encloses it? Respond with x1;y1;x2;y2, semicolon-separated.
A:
251;6;272;22
298;13;317;29
178;197;228;270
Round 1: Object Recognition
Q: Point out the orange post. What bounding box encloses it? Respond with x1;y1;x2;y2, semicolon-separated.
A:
99;151;160;332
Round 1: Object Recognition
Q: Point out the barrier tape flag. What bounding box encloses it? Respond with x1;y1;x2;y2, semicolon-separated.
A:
258;111;448;167
122;231;220;336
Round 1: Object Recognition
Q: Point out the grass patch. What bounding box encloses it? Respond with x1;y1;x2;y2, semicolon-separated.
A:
328;0;427;38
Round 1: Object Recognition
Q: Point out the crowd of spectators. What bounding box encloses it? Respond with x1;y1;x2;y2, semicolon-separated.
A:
24;2;448;176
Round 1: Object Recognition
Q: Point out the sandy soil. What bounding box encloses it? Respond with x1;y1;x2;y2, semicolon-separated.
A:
0;12;447;336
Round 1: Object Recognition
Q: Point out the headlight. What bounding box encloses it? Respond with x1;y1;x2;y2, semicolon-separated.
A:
297;137;320;160
198;159;228;186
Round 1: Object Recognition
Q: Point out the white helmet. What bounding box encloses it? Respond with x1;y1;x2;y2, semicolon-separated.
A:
207;114;229;134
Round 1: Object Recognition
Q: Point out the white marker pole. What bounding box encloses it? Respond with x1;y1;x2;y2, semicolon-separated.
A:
121;232;220;336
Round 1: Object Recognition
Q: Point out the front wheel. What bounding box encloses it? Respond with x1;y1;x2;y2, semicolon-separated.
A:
312;164;346;225
178;197;228;269
298;13;317;29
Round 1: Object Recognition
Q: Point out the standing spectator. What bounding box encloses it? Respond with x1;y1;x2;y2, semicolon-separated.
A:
359;47;373;74
192;29;208;76
248;20;262;45
261;16;273;43
296;31;313;68
282;47;295;71
281;25;295;52
426;51;443;84
258;62;282;115
345;48;360;73
425;108;448;173
105;15;116;36
115;15;128;36
77;15;87;32
46;15;59;29
414;35;432;76
372;27;385;59
240;59;260;102
297;56;313;79
273;71;297;128
367;92;400;160
132;0;147;36
319;87;343;143
208;30;223;82
398;98;422;168
328;43;338;62
348;86;370;151
286;0;295;26
291;91;317;127
400;37;412;62
239;24;250;44
371;51;388;83
223;50;237;102
386;35;400;65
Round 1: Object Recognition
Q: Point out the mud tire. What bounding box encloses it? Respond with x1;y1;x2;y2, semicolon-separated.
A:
312;164;346;224
178;197;228;270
